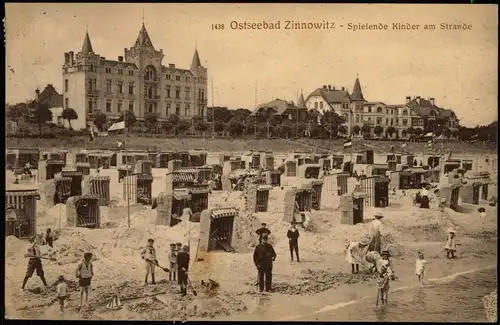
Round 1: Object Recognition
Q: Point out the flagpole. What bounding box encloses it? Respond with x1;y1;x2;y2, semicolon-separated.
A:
124;110;130;228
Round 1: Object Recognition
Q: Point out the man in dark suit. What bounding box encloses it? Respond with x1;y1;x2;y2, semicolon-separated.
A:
253;234;276;292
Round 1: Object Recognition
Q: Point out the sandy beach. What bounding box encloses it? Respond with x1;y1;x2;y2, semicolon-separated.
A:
4;161;497;321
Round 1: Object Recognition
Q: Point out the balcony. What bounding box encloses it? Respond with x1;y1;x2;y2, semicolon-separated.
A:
116;92;125;99
144;76;160;83
86;89;100;96
145;95;161;101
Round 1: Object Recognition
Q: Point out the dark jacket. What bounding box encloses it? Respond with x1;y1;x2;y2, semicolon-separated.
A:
253;243;276;268
177;252;190;270
287;229;299;243
256;227;271;240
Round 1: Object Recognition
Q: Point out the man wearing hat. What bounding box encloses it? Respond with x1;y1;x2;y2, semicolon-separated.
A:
22;234;49;291
76;251;94;307
286;222;300;262
140;239;158;285
256;223;271;244
253;234;276;292
367;213;384;253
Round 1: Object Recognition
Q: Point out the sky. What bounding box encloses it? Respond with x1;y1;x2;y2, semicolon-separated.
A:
5;3;498;127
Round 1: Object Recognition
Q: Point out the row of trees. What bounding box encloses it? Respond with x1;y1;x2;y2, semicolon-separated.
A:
5;100;497;142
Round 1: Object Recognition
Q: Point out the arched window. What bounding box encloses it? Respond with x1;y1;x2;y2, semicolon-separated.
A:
144;66;156;80
402;109;408;115
377;107;383;113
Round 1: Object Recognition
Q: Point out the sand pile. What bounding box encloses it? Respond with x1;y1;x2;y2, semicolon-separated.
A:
242;269;375;295
232;211;261;252
483;290;497;322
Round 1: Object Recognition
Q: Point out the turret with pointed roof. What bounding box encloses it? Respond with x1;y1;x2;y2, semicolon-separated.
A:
134;23;154;48
81;31;94;54
351;77;365;102
191;48;202;70
297;92;306;108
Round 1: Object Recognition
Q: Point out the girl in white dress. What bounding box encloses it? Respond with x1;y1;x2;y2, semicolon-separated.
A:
415;251;427;283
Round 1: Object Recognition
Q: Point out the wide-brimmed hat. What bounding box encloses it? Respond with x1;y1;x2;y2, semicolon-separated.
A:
440;198;447;203
84;251;93;257
261;223;267;226
478;207;486;213
374;213;384;219
447;228;456;234
381;250;391;257
169;243;176;247
176;242;182;246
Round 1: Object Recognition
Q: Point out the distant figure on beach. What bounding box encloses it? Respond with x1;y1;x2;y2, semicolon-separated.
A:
181;206;193;223
256;223;271;243
367;213;384;253
287;222;300;262
444;228;457;259
415;251;427;284
75;251;94;308
419;189;430;209
45;228;54;248
56;275;69;313
377;260;390;306
478;207;486;221
253;234;276;293
140;239;157;285
168;243;178;282
22;234;49;291
176;245;190;296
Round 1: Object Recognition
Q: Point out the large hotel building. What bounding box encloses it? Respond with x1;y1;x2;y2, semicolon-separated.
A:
62;23;207;130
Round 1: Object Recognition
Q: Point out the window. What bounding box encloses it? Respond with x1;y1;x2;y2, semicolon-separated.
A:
88;99;93;113
385;118;388;125
106;68;111;74
185;76;190;82
356;115;360;123
78;65;83;72
128;70;134;76
368;107;372;113
128;82;134;95
377;117;383;125
166;85;171;98
315;102;318;109
118;69;123;75
386;109;389;114
185;103;190;116
176;103;181;115
106;80;112;93
176;75;181;81
175;87;180;99
145;67;155;80
402;119;408;127
402;109;408;115
166;102;171;115
117;81;124;94
117;100;122;112
320;102;323;109
106;100;112;112
64;79;68;92
129;101;134;111
396;118;399;125
368;117;372;121
147;103;154;113
89;65;96;72
390;118;394;126
185;87;191;100
65;98;69;109
377;107;383;113
166;74;171;80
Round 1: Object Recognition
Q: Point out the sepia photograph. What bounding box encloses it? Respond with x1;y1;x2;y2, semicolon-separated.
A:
4;2;498;322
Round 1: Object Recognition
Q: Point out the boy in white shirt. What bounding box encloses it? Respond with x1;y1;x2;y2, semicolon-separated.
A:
56;275;69;312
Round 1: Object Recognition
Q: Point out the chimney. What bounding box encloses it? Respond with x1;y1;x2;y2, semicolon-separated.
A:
406;96;411;103
328;85;331;90
169;64;175;69
68;51;74;65
118;56;123;62
64;52;69;64
35;88;40;99
430;97;435;105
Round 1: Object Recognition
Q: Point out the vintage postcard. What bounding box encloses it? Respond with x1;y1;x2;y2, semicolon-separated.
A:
4;3;498;322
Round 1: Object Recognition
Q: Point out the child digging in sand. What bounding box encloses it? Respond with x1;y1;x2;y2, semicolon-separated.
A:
56;275;69;313
415;251;428;284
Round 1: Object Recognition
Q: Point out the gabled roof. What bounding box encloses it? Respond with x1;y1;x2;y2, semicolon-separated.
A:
191;49;202;70
251;99;305;116
134;23;154;48
351;77;365;101
364;101;385;105
81;32;94;54
306;88;351;105
407;98;440;117
38;84;63;107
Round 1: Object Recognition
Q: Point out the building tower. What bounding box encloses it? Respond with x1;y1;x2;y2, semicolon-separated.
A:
124;23;165;118
191;47;208;119
350;76;366;135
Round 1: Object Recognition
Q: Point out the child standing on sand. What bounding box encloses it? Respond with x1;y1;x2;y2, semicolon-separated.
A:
377;261;390;306
444;228;457;259
415;251;427;284
56;275;69;312
168;243;178;282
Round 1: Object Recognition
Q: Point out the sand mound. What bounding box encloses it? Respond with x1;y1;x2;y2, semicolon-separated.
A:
483;290;497;322
232;212;261;252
